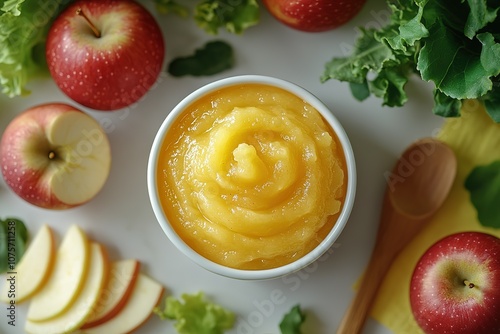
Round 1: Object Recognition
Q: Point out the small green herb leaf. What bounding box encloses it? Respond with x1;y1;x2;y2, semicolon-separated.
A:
154;292;235;334
168;40;234;77
0;218;29;273
0;221;7;273
349;81;370;101
279;304;305;334
465;160;500;229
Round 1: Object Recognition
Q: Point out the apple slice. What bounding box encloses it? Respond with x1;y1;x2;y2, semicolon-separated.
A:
81;273;164;334
25;243;109;334
0;224;56;304
46;109;111;206
82;259;140;329
27;225;90;322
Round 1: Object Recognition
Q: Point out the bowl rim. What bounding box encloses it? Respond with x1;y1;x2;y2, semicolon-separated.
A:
147;74;356;280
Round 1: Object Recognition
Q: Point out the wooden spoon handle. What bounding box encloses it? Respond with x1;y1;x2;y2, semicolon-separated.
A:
335;241;395;334
336;197;418;334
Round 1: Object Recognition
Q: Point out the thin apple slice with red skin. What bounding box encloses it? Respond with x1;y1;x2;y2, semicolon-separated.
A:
25;242;109;334
81;259;141;329
0;224;56;304
410;232;500;333
0;103;111;210
27;225;90;322
81;273;164;334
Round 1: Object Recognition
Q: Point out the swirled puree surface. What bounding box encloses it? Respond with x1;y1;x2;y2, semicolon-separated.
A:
157;84;347;270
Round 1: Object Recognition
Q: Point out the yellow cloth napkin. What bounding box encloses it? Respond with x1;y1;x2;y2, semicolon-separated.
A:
370;100;500;333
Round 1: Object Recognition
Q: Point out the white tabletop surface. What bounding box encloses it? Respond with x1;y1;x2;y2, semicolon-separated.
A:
0;1;443;333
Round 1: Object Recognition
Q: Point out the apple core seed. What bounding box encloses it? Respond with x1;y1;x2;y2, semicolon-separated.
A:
464;280;475;289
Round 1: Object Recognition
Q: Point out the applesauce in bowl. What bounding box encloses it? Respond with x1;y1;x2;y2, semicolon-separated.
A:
148;75;356;280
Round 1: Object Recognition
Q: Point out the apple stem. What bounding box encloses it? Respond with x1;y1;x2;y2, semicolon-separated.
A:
48;151;56;160
464;280;475;289
76;8;101;38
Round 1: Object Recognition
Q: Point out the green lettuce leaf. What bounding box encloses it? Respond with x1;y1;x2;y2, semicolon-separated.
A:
0;0;66;97
194;0;259;34
464;160;500;229
154;292;235;334
279;305;305;334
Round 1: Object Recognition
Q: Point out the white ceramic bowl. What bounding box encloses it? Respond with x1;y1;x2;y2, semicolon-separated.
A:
147;75;356;280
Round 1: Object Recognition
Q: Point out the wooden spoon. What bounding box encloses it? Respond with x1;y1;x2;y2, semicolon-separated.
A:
336;137;457;334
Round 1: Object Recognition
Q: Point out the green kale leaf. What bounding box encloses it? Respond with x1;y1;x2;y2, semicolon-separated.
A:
321;0;500;122
418;24;485;100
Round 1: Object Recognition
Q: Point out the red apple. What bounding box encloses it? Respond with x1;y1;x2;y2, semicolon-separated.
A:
262;0;366;32
410;232;500;334
0;103;111;209
46;0;165;111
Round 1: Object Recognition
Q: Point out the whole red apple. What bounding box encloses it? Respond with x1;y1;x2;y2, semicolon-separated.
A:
46;0;165;111
410;232;500;333
0;103;111;209
262;0;366;32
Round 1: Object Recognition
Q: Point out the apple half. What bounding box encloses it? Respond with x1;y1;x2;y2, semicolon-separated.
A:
81;273;164;334
0;224;56;304
0;103;111;210
25;242;109;334
27;225;90;322
82;259;140;328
